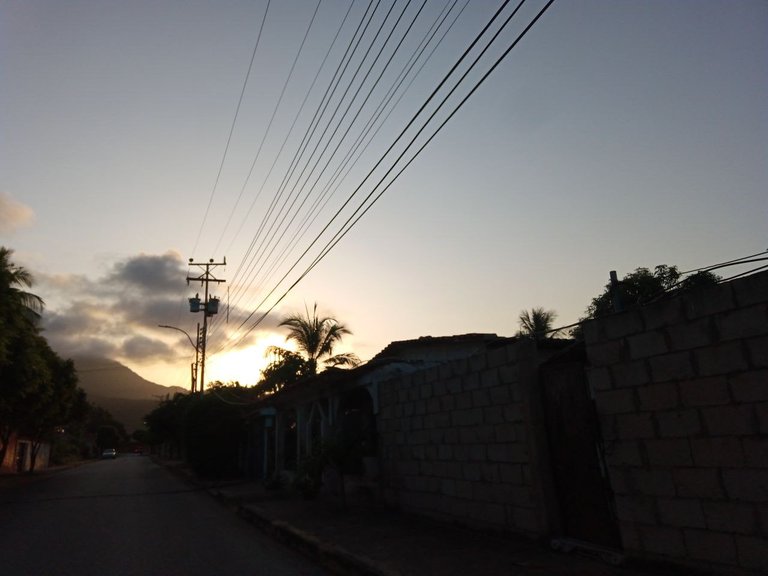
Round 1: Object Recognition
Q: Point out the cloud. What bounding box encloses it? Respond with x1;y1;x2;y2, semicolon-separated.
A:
39;250;280;366
0;192;34;234
108;251;187;294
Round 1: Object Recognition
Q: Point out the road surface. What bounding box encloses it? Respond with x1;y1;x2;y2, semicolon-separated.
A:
0;456;327;575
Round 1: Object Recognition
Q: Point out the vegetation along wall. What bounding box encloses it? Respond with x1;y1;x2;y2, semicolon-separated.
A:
584;270;768;574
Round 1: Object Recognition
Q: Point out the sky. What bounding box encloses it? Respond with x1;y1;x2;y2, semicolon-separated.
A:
1;0;766;390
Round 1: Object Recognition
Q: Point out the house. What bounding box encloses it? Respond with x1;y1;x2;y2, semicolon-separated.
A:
1;432;51;474
242;334;512;485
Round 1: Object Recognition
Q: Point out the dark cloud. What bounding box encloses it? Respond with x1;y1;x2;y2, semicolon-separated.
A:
121;335;174;361
39;250;282;368
108;252;186;295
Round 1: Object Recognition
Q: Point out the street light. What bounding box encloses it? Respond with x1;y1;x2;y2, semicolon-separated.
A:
158;324;200;393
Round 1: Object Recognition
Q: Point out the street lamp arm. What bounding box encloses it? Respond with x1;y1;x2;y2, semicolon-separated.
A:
158;324;198;351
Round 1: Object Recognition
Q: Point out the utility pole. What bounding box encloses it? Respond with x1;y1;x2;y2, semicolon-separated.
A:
187;258;226;393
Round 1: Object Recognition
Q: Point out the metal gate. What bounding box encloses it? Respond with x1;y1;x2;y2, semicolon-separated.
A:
540;344;621;550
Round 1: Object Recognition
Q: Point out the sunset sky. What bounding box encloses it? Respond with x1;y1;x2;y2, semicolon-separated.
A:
2;0;765;389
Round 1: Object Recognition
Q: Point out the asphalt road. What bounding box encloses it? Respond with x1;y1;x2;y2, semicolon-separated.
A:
0;456;327;576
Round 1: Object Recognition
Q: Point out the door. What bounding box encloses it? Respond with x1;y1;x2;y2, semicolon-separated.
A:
540;345;621;549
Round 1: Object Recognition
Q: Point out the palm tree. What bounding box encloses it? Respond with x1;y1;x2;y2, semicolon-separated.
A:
278;303;360;376
0;247;44;364
517;307;560;341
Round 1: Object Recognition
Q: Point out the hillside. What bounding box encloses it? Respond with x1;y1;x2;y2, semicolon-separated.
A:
73;357;187;432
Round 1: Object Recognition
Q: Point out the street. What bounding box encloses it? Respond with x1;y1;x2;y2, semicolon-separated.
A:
0;456;327;576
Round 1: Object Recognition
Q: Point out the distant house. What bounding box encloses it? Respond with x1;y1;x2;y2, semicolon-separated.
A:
1;432;51;473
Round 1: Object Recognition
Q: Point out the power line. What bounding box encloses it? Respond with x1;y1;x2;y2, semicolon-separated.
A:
224;0;512;325
212;0;325;257
209;0;468;342
215;0;558;354
191;0;272;256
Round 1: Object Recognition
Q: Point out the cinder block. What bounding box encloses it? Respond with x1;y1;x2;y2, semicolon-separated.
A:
499;463;523;484
503;403;524;423
445;377;462;394
733;269;768;307
494;422;517;443
646;438;693;466
628;331;669;360
487;345;509;369
426;397;441;414
666;317;716;351
488;385;511;405
640;525;686;558
614;494;658;524
617;413;656;439
649;352;695;383
757;402;768;434
463;372;480;391
716;305;768;341
695;342;749;377
702;501;758;535
440;394;456;412
673;467;725;498
605;440;644;467
743;437;768;468
587;367;612;391
487;443;527;463
729;370;768;402
656;409;702;438
746;336;768;368
643;298;685;330
723;469;768;502
684;282;736;319
582;318;603;346
684;529;737;562
691;437;745;468
638;383;680;411
498;364;519;385
594;388;636;415
611;360;651;388
453;392;473;412
737;535;768;571
701;405;756;436
630;469;676;496
480;369;499;389
603;310;645;340
679;377;730;407
483;405;504;424
432;379;447;396
657;497;705;528
508;506;541;533
587;340;625;367
469;353;487;373
471;389;491;408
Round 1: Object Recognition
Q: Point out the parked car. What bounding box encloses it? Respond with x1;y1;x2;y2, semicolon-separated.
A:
101;448;117;459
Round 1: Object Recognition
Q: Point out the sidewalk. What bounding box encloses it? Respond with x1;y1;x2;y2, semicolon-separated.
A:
155;462;674;576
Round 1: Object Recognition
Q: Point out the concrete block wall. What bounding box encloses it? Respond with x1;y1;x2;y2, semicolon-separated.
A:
585;270;768;574
377;340;550;536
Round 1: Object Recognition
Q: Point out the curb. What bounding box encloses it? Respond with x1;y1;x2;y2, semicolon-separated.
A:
239;503;401;576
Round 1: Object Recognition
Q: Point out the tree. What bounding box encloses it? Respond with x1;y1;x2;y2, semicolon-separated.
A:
255;347;312;396
585;265;720;319
274;303;360;376
0;247;44;365
517;307;560;341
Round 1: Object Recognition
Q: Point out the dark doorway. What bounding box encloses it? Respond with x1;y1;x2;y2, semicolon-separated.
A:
540;344;621;549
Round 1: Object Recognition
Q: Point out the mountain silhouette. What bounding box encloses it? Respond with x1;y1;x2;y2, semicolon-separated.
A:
73;356;187;433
